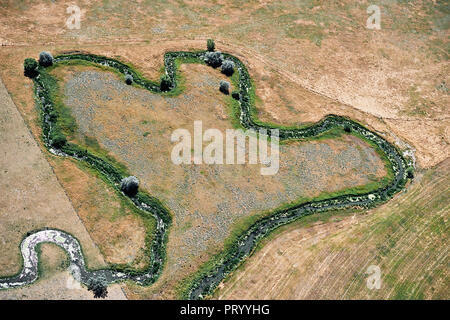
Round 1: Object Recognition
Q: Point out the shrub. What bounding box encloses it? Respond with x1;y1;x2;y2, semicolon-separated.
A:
160;74;171;91
207;39;215;52
125;74;133;85
221;59;235;76
24;58;38;78
204;51;223;68
406;168;414;179
87;277;108;299
344;125;352;133
39;51;53;67
231;90;240;100
219;80;230;95
50;131;67;148
121;176;139;196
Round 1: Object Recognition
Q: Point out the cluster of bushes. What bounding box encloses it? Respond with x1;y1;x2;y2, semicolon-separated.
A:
203;40;236;96
24;52;54;78
204;51;223;68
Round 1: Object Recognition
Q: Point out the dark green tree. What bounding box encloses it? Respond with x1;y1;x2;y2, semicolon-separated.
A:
204;51;223;68
160;74;171;91
24;58;38;78
50;130;67;148
207;39;215;52
125;74;133;85
344;125;352;133
219;80;230;95
221;59;235;76
39;51;54;67
87;277;108;299
406;167;414;179
121;176;139;197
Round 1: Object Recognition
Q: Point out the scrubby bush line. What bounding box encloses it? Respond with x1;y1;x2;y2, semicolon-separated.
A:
21;48;412;298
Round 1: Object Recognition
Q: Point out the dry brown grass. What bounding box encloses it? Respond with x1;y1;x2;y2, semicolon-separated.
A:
1;0;447;167
216;159;449;300
53;158;149;268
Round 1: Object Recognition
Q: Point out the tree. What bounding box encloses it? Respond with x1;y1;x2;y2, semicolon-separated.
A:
406;168;414;179
221;59;235;76
39;51;54;67
207;39;215;52
125;74;133;85
219;80;230;95
231;90;240;100
120;176;139;196
50;131;67;148
87;277;108;299
160;74;171;91
24;58;38;78
204;51;223;68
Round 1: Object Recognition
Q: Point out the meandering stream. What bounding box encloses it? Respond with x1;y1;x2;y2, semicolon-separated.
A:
0;51;412;299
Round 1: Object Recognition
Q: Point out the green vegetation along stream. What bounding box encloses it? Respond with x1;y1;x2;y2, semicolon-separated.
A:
0;50;413;299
